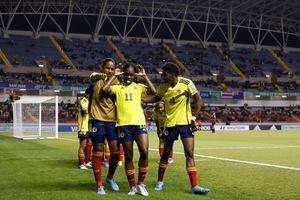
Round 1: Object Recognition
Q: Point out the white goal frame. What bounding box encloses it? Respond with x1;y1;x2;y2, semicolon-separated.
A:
13;96;59;139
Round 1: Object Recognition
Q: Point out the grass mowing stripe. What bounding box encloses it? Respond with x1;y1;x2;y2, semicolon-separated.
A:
59;137;300;171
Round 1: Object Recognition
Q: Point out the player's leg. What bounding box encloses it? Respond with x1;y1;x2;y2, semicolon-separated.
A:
103;139;110;168
122;140;136;195
155;126;177;191
135;131;149;196
168;149;174;164
160;128;174;163
105;122;120;191
84;137;93;167
118;143;124;166
181;127;209;195
92;142;105;194
119;126;136;195
158;129;164;157
91;121;106;195
155;139;174;191
78;136;87;169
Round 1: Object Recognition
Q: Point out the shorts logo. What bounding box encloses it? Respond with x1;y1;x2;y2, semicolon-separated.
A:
164;130;169;136
92;127;97;133
119;132;125;138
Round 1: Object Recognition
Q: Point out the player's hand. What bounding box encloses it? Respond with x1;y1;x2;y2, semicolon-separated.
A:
114;68;123;76
90;72;107;82
116;62;123;69
135;64;146;77
191;119;198;132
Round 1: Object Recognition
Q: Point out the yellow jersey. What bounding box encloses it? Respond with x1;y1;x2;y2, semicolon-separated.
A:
152;108;167;128
110;82;147;126
78;97;89;132
156;77;198;127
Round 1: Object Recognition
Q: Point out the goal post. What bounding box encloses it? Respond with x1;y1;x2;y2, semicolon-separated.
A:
13;96;59;139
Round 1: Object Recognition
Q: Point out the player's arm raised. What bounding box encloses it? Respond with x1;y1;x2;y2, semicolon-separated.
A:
135;64;156;94
89;72;107;84
102;68;123;93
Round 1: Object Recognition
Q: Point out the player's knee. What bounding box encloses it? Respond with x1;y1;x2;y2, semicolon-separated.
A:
185;151;194;160
139;150;148;160
124;152;134;161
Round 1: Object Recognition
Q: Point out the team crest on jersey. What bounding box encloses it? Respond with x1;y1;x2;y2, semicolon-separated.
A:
164;130;169;136
133;86;138;90
176;89;181;94
119;132;125;138
92;127;97;133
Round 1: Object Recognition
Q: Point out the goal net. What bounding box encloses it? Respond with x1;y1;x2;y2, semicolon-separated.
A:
13;96;58;139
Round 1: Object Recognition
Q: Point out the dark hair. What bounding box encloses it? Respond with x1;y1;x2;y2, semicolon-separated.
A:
100;58;115;68
162;62;179;76
85;87;91;95
122;62;136;72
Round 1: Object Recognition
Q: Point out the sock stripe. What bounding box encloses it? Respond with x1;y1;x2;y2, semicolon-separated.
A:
187;166;197;172
139;167;148;173
93;151;103;157
159;163;168;168
126;169;135;175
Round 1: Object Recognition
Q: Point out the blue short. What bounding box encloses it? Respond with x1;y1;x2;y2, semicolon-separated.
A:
90;120;118;144
78;131;91;139
118;125;147;143
165;125;194;141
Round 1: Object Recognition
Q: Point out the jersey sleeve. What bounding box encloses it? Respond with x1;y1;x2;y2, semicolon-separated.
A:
187;80;198;96
138;83;148;94
93;80;104;96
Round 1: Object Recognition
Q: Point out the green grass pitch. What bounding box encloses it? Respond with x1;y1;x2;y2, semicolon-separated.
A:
1;130;300;200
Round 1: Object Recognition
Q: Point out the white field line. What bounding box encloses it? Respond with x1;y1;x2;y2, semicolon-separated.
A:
59;137;300;171
59;137;77;142
194;159;209;162
195;145;300;150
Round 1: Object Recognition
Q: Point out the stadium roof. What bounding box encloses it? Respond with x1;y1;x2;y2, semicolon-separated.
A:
1;0;300;48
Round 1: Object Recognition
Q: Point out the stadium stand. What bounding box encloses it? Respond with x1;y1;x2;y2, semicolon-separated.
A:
0;35;300;92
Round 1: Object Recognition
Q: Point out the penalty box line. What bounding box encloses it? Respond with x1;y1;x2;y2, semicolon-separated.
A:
59;137;300;171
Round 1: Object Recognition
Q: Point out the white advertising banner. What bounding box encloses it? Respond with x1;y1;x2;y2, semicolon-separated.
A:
281;125;300;130
215;125;249;131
